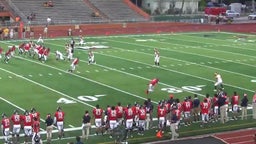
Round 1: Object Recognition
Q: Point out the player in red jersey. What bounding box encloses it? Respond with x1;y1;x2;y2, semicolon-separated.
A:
4;49;12;63
1;113;11;144
68;57;79;72
212;94;219;122
31;108;40;121
92;104;104;135
115;102;124;125
132;103;140;127
10;45;16;56
200;98;211;127
18;42;25;55
146;78;159;94
32;117;42;144
231;91;240;120
41;47;50;62
54;106;65;139
124;104;135;138
138;105;146;135
24;42;31;56
11;110;22;143
157;104;167;131
108;106;118;138
22;110;33;144
182;98;192;126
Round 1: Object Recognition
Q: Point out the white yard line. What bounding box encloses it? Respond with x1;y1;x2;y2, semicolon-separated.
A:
97;52;254;93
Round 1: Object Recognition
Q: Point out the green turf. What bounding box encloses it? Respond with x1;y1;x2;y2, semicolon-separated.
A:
0;31;256;144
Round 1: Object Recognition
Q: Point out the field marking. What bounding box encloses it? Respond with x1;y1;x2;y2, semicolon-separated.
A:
30;40;256;95
97;51;255;93
0;97;45;131
105;37;256;69
103;39;256;79
38;35;256;80
13;56;157;104
0;67;96;109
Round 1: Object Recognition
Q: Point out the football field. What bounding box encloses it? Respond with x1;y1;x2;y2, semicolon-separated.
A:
0;32;256;143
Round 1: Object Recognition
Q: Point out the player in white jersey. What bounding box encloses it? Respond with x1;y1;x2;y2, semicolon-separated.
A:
88;49;96;65
37;34;44;44
79;36;85;46
55;50;65;60
154;48;160;66
66;45;73;61
214;72;224;91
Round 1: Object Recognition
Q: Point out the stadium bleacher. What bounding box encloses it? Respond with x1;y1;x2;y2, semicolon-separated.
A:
5;0;147;24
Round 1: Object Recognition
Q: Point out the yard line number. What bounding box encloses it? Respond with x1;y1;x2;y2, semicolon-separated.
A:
161;85;205;93
57;94;106;104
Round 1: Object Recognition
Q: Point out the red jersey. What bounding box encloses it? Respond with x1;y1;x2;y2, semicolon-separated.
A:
124;108;134;120
72;58;79;65
22;114;33;126
224;95;229;105
108;109;117;121
11;46;16;52
54;111;65;122
115;106;124;119
182;101;192;112
1;117;10;129
138;108;146;120
174;109;181;120
24;43;31;51
157;107;167;117
150;78;159;86
11;114;21;125
44;48;50;56
93;108;103;119
31;112;40;120
5;50;11;56
232;95;240;105
0;48;2;54
212;97;219;107
39;48;44;55
200;102;210;114
32;120;40;133
132;105;139;116
164;103;171;113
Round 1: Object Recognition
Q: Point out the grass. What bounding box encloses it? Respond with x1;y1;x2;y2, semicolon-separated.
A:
0;31;256;144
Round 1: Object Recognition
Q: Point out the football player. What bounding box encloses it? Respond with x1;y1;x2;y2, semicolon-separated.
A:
124;104;135;138
88;49;96;65
154;48;160;66
11;110;22;143
68;57;79;73
1;113;11;144
32;117;42;144
214;72;224;91
21;110;33;144
55;50;65;60
92;104;104;135
146;78;159;94
54;106;65;139
0;47;3;59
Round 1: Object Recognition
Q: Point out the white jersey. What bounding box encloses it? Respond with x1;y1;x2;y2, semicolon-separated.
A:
216;74;222;83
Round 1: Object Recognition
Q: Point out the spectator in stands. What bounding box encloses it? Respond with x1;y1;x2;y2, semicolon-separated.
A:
47;16;51;25
47;0;53;7
240;93;248;120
